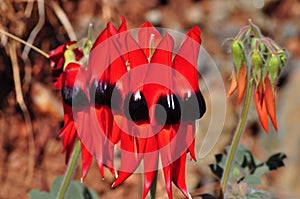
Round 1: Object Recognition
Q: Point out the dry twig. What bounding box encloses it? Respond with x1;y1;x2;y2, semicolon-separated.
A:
21;0;45;60
50;1;77;41
9;42;35;185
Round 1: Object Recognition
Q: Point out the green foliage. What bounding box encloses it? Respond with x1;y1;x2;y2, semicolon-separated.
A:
209;145;286;198
29;176;99;199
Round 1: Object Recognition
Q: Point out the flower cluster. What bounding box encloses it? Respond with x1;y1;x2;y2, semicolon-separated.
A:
49;17;206;199
227;21;287;133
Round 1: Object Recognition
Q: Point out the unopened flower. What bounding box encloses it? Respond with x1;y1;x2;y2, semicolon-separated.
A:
227;22;287;133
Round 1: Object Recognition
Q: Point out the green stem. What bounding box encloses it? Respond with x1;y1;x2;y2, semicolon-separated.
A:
56;140;81;199
220;79;254;196
149;171;158;199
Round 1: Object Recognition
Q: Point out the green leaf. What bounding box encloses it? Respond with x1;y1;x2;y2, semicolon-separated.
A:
243;175;261;186
232;166;240;179
50;176;99;199
50;176;63;195
29;190;54;199
248;190;269;199
252;165;270;176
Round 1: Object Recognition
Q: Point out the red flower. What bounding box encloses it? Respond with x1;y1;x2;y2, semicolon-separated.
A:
49;19;127;180
51;17;206;198
101;22;206;199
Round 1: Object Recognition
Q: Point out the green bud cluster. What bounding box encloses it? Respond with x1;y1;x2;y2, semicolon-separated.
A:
229;20;288;90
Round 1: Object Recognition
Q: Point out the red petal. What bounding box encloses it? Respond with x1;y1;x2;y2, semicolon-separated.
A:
254;89;269;133
96;107;117;176
108;53;127;85
186;123;196;161
49;41;75;68
81;143;93;181
158;126;176;199
97;159;105;179
237;64;247;105
141;129;159;198
163;166;173;199
63;63;80;87
138;22;162;58
173;26;201;92
112;131;141;188
118;16;127;33
227;72;238;98
91;22;116;50
54;74;63;90
172;153;191;199
264;77;278;131
150;33;174;66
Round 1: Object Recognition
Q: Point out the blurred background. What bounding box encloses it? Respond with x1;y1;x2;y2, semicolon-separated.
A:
0;0;299;198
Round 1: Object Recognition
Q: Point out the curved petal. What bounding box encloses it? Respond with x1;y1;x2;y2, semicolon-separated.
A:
254;89;269;133
264;77;278;131
49;41;76;85
91;22;117;50
227;72;238;98
118;16;127;33
58;117;77;163
163;166;173;199
112;131;142;188
172;153;191;199
141;131;159;199
138;22;162;58
237;63;247;105
173;26;201;93
81;143;93;181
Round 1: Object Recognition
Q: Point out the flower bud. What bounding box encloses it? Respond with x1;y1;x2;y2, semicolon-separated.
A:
251;50;263;86
266;54;279;86
231;40;245;72
278;52;287;70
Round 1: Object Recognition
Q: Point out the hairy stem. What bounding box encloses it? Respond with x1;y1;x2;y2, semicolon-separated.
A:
56;140;81;199
220;79;254;196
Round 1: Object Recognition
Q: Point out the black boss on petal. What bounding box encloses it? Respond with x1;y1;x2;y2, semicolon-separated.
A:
182;90;206;121
62;86;89;107
90;79;122;111
124;91;150;123
154;93;181;125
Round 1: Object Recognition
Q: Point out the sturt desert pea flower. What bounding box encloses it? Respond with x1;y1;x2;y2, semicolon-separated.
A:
52;17;206;198
49;42;96;180
83;18;128;178
227;22;287;133
109;21;206;199
50;18;130;180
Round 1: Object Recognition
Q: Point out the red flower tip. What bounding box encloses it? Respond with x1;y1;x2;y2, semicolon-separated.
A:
264;77;278;131
237;64;247;105
254;89;269;133
138;21;162;58
81;143;93;181
186;26;201;44
173;26;202;92
227;73;238;98
118;16;127;32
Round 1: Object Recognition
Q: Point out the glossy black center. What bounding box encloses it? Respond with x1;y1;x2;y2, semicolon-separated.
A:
62;86;89;107
182;90;206;121
90;80;122;111
154;93;181;125
124;91;149;123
